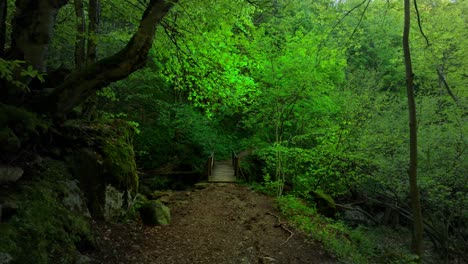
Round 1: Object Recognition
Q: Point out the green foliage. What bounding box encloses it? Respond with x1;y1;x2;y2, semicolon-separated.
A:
277;195;418;264
0;103;49;153
40;0;466;261
0;59;45;91
277;195;370;263
0;159;93;264
251;174;284;196
125;193;149;221
154;0;258;116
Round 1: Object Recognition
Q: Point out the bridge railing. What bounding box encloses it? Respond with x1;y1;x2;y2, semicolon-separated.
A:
231;150;240;178
207;152;215;178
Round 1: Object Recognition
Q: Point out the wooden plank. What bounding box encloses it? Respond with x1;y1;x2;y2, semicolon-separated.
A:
208;163;236;183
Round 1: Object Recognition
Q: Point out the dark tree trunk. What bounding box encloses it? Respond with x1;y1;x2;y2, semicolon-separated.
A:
86;0;100;65
39;0;177;117
74;0;86;69
403;0;424;259
0;0;6;57
9;0;69;72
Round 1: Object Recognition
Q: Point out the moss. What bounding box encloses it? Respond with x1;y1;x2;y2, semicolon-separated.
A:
139;200;171;226
100;125;138;196
0;159;93;264
0;128;21;152
0;103;49;153
65;119;139;219
0;103;48;132
311;190;336;217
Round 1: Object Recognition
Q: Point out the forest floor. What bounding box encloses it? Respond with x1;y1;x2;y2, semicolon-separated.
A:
86;183;336;264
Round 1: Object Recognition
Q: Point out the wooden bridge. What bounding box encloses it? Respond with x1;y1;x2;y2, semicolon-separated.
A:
206;152;240;183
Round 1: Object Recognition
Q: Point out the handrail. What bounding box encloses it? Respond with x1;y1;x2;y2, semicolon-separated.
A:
231;150;240;178
207;152;215;178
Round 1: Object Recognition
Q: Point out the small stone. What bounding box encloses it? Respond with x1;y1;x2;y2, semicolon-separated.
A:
131;245;141;251
75;254;92;264
260;256;277;263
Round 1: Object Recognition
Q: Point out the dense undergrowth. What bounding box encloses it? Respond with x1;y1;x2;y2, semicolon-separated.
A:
0;159;93;264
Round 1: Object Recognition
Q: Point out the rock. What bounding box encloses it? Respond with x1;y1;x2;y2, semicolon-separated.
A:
104;185;124;221
0;166;23;184
139;200;171;226
0;252;12;264
62;180;91;218
75;254;92;264
342;205;372;226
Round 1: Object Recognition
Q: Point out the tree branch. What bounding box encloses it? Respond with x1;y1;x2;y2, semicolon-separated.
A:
40;0;178;116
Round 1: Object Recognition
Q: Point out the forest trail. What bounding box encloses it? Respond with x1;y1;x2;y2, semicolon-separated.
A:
208;160;236;183
87;184;335;264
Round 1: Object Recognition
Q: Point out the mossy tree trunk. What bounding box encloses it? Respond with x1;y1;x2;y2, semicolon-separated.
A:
3;0;177;119
9;0;69;74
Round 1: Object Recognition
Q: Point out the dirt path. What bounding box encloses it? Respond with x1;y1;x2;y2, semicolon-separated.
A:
87;183;335;264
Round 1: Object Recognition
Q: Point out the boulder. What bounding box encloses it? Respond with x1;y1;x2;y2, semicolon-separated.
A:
342;206;373;226
0;167;23;184
139;200;171;226
65;120;139;220
0;252;12;264
103;185;124;221
62;180;91;218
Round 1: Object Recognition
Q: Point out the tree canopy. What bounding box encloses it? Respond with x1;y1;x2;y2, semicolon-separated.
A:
0;0;466;263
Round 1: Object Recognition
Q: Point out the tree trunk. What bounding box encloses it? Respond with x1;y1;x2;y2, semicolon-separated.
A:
0;0;6;57
37;0;177;117
9;0;69;72
87;0;100;65
403;0;424;259
74;0;86;69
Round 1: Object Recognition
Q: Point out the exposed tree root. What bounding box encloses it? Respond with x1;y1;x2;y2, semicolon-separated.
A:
266;212;294;245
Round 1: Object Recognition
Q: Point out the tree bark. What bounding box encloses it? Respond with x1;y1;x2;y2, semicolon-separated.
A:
74;0;86;69
42;0;177;116
86;0;100;65
0;0;6;57
403;0;424;259
9;0;69;72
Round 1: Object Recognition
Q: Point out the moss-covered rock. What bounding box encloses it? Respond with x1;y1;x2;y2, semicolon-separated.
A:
65;119;139;220
139;200;171;226
310;190;336;217
0;158;94;264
